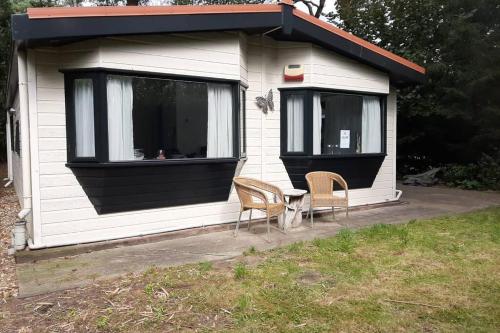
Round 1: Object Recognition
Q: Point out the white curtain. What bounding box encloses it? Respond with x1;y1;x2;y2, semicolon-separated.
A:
107;76;135;161
74;79;95;157
207;83;233;158
287;95;304;152
361;96;382;153
312;93;322;155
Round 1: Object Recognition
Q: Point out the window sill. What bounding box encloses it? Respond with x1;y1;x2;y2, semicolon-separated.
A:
66;157;240;168
280;153;387;160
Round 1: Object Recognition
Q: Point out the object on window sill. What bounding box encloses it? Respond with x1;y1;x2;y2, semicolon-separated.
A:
134;148;144;160
157;149;166;160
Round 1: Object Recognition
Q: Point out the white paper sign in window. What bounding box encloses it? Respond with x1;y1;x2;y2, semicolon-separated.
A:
340;130;350;149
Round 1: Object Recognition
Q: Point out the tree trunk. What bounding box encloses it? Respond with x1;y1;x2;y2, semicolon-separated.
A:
127;0;139;6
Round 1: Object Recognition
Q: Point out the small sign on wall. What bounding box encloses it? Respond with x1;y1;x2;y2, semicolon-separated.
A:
340;130;350;149
284;64;304;82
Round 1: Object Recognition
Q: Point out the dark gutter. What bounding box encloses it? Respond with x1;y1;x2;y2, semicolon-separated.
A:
6;42;18;109
11;12;282;43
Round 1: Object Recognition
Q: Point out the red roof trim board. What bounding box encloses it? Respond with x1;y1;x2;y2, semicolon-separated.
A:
26;4;282;19
292;10;425;74
24;4;425;75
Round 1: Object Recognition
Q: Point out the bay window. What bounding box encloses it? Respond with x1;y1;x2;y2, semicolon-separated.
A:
64;70;243;164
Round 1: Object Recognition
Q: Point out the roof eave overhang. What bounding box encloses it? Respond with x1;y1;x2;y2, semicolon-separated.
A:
10;4;425;86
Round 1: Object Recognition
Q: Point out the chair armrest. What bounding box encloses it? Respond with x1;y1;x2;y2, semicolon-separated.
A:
262;182;285;203
330;174;349;198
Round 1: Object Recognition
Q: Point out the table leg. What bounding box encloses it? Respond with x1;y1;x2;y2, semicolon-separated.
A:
291;195;305;227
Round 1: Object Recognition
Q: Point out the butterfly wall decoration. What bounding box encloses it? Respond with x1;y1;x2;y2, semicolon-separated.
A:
255;89;274;114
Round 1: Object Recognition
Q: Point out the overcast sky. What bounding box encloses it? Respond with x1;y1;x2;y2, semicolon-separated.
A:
295;0;337;20
82;0;338;21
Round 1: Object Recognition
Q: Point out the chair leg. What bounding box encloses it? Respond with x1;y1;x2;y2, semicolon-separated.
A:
346;205;349;218
332;206;335;221
234;211;243;237
310;207;314;228
282;211;287;234
306;208;309;220
248;209;253;230
266;215;271;242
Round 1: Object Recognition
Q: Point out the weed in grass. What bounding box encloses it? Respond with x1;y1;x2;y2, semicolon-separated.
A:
337;229;355;252
397;227;410;247
364;223;395;240
144;282;156;296
234;263;248;279
66;308;77;318
236;294;251;312
152;305;166;321
198;261;213;273
287;241;304;253
96;315;109;330
314;229;355;253
143;265;158;278
243;246;257;256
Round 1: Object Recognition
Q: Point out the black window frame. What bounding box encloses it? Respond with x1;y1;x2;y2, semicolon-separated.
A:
280;88;387;158
63;68;244;165
239;86;247;158
14;119;20;155
9;113;15;152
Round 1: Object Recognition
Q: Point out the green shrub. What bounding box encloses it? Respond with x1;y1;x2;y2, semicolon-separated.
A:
441;153;500;190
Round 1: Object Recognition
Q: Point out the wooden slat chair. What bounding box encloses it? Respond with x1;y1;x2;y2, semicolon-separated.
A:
305;171;349;227
233;177;286;241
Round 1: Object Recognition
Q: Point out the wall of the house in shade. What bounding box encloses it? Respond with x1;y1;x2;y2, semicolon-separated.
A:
28;32;396;248
11;93;23;206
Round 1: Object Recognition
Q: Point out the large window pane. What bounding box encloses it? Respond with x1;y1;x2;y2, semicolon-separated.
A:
73;78;95;157
107;75;235;161
287;95;304;152
315;93;382;155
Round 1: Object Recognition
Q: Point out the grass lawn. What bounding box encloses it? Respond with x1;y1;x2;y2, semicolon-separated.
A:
2;208;500;332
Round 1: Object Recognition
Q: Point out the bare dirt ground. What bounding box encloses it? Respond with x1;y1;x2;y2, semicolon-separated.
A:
0;163;19;302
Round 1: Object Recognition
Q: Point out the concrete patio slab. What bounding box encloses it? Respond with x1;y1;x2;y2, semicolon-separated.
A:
16;184;500;297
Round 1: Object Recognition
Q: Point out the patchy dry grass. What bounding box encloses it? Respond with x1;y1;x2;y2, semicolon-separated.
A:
1;208;499;332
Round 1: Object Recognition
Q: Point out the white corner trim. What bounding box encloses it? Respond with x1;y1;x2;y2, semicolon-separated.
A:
27;50;43;248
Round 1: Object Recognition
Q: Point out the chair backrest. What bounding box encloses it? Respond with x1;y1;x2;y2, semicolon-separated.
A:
233;177;260;206
233;177;284;207
306;171;334;196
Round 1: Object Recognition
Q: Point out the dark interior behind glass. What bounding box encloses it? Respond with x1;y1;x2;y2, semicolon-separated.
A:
131;77;208;160
321;94;363;155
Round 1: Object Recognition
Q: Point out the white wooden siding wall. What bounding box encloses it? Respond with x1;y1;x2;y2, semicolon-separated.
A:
311;46;389;94
33;32;243;248
33;32;396;248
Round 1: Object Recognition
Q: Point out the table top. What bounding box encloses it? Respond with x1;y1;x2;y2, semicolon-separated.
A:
283;189;307;197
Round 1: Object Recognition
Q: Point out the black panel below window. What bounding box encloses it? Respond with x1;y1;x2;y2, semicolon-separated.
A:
68;159;238;214
281;155;385;191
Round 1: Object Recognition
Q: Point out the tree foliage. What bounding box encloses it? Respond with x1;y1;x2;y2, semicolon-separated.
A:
333;0;500;174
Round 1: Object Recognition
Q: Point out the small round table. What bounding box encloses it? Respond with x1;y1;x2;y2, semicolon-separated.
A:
281;189;308;231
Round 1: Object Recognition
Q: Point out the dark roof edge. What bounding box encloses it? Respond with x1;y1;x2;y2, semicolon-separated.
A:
6;43;18;109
